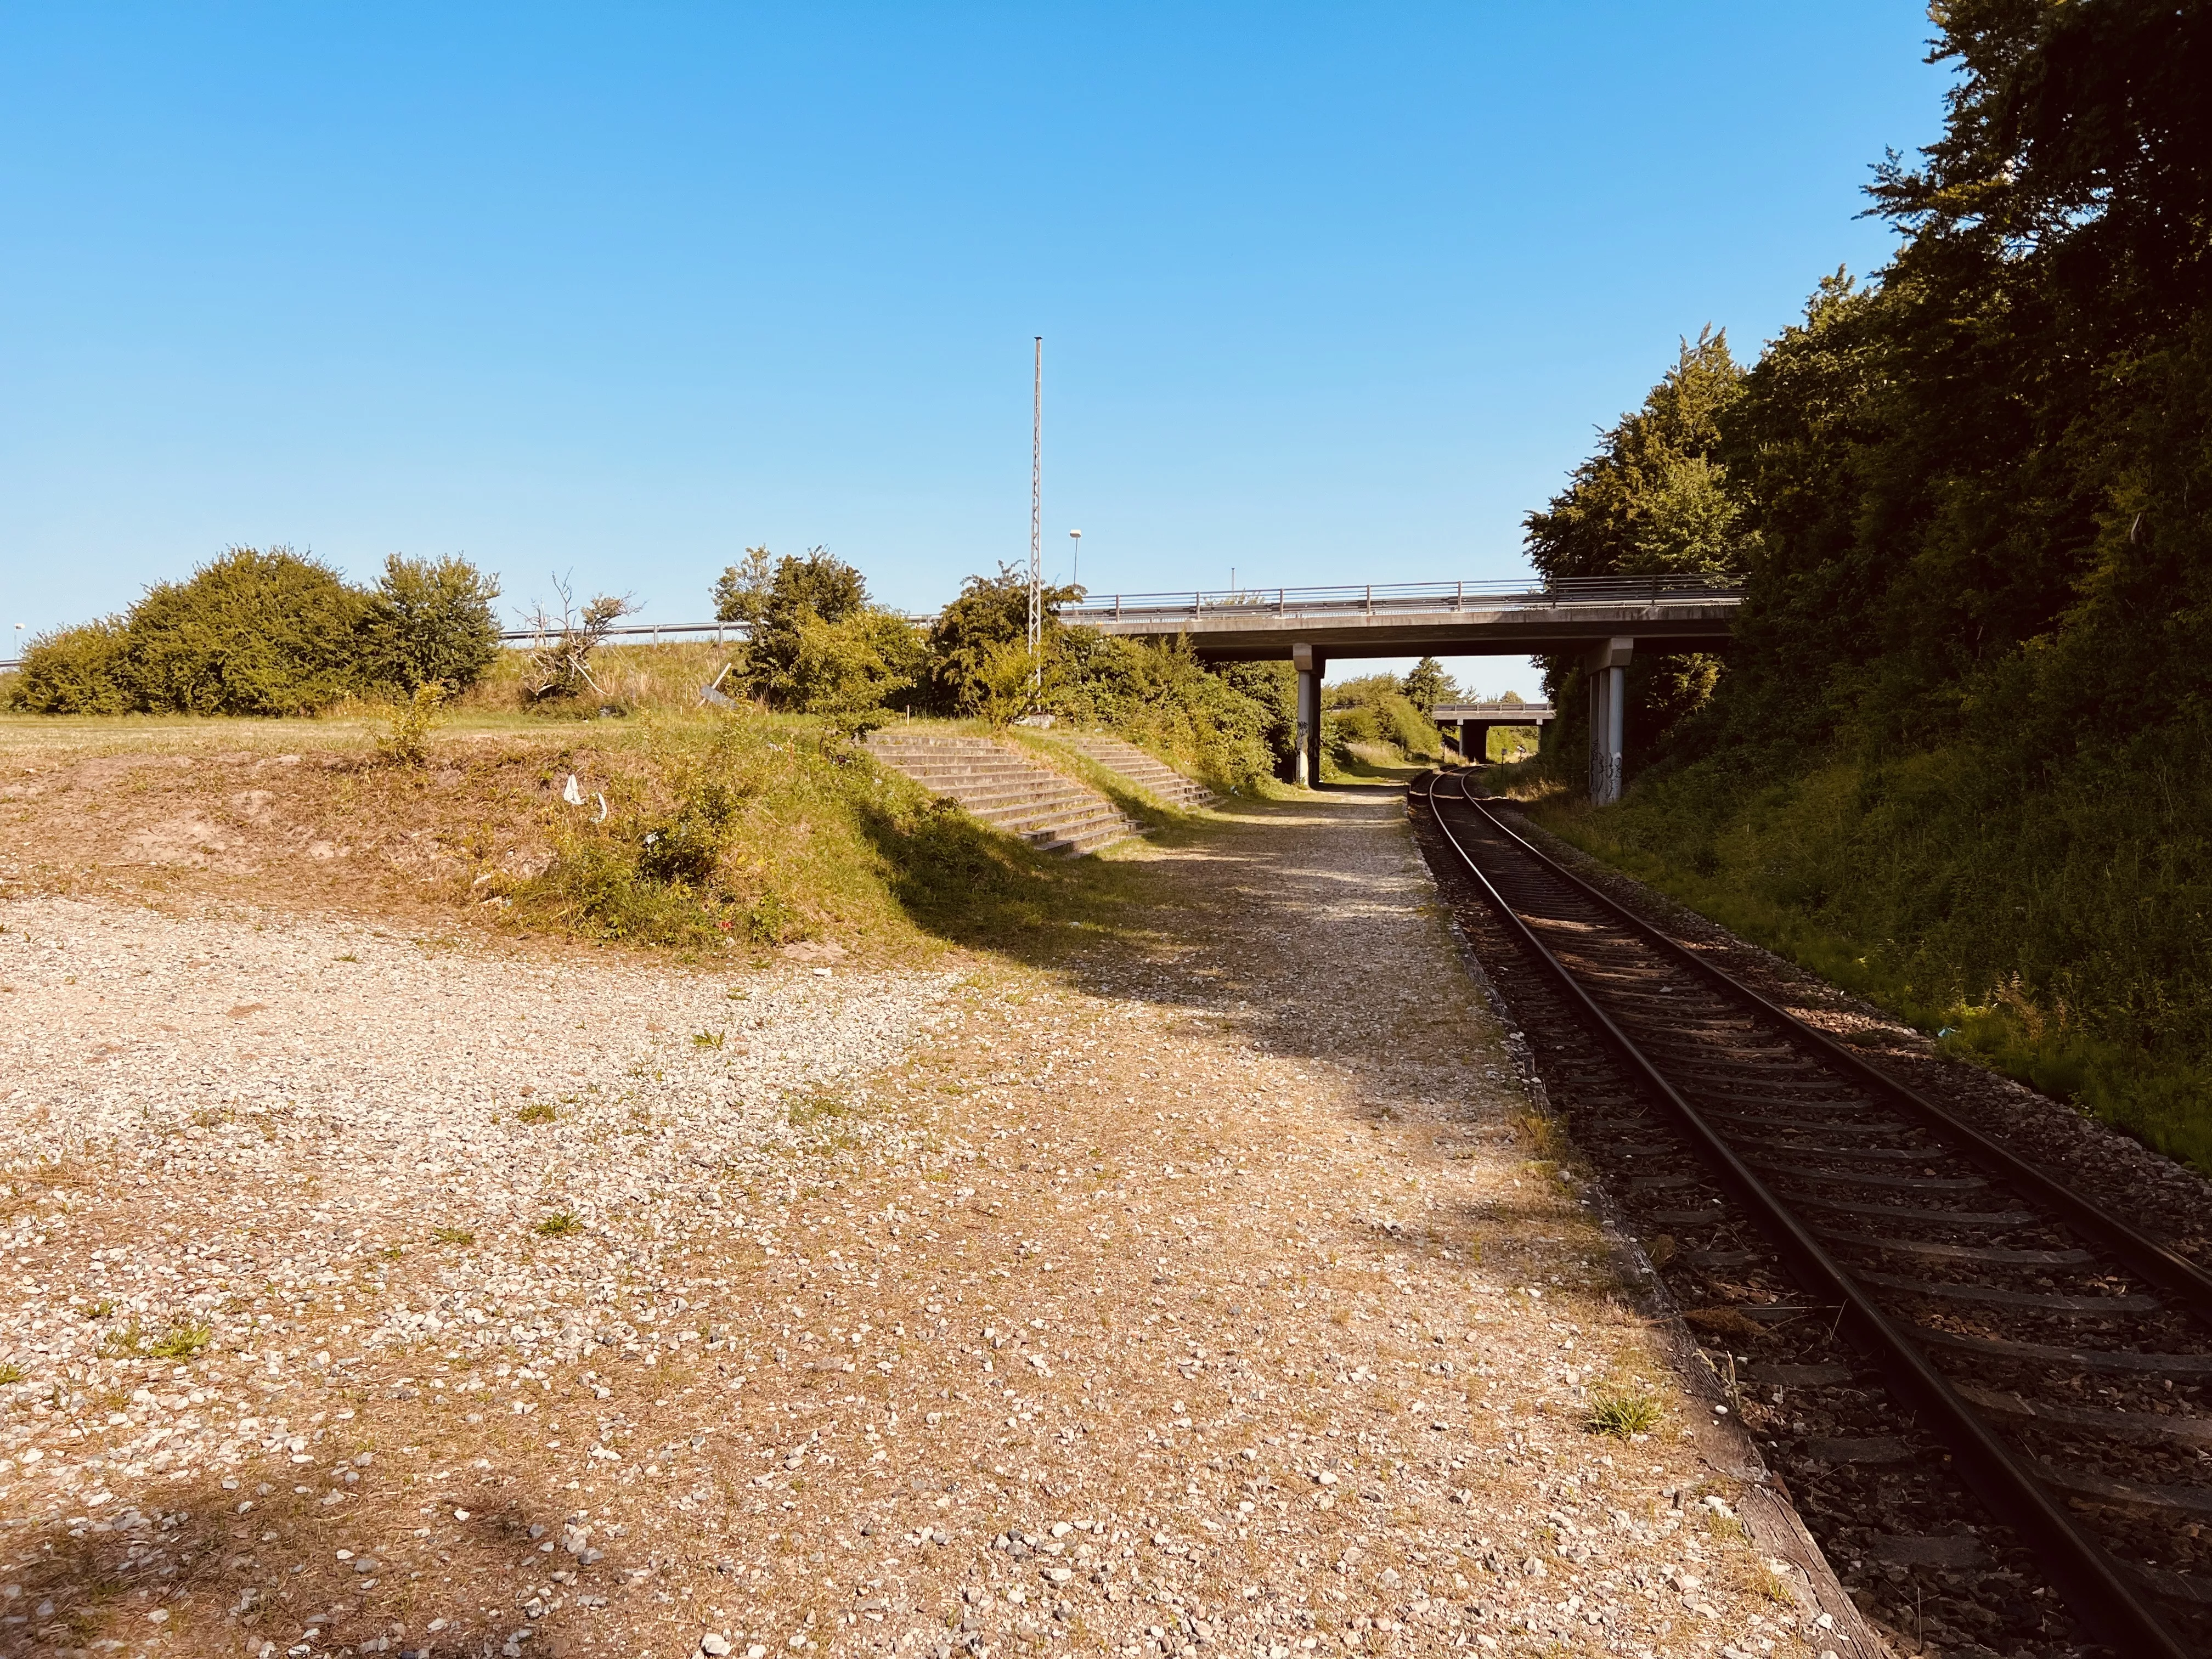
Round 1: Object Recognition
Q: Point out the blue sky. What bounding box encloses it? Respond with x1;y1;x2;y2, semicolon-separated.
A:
1;4;1945;694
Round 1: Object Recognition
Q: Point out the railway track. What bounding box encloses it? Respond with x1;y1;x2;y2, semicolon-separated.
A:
1410;769;2212;1658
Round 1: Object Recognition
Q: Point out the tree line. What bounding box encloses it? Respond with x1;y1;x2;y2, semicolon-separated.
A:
1525;0;2212;1159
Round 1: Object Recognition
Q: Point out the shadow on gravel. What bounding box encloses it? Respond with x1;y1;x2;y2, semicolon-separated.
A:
3;1455;616;1659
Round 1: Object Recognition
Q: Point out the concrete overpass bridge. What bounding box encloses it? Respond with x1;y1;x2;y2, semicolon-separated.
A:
1064;574;1741;801
1432;701;1554;765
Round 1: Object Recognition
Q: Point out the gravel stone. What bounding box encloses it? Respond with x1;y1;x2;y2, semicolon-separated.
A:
0;789;1838;1657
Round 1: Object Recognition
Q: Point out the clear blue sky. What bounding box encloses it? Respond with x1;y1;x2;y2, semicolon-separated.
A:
1;4;1944;695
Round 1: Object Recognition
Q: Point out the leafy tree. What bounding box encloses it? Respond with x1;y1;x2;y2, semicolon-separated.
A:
127;546;369;716
1523;331;1748;773
923;564;1080;716
362;554;503;695
1400;656;1454;711
1524;329;1750;582
714;546;869;636
712;546;915;714
1534;0;2212;1159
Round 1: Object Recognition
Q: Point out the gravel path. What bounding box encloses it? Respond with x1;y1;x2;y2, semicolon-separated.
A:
1;791;1833;1659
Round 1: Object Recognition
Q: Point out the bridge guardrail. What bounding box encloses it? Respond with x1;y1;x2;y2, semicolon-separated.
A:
1060;572;1743;624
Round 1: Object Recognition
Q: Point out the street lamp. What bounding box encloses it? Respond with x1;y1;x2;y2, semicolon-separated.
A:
1068;529;1081;591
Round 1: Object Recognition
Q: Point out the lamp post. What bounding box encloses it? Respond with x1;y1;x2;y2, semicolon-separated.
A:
1068;529;1081;590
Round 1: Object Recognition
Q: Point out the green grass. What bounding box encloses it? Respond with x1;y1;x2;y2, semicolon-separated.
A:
431;1226;476;1246
499;714;1143;964
1519;739;2212;1172
516;1102;556;1124
147;1322;213;1361
535;1212;584;1237
0;1361;26;1385
1585;1389;1662;1440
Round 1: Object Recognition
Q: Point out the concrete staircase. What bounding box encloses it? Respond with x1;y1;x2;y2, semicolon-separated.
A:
864;732;1143;857
1058;732;1216;809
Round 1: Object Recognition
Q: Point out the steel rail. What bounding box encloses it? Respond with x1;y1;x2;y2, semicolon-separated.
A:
1410;769;2194;1658
1438;774;2212;1329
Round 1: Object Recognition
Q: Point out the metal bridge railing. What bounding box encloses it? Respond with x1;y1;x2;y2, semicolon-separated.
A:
1432;702;1557;720
1060;572;1743;624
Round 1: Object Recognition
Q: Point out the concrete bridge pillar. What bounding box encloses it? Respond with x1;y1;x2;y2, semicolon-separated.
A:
1585;637;1632;804
1457;719;1477;764
1293;644;1323;787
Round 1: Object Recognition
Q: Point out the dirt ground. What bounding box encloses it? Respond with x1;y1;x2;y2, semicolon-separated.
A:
3;753;1842;1659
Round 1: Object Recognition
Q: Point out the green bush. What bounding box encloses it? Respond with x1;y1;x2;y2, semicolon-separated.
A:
714;546;922;718
362;554;503;695
12;545;505;717
1049;631;1289;791
1324;673;1440;761
8;618;134;713
125;546;368;716
923;564;1080;717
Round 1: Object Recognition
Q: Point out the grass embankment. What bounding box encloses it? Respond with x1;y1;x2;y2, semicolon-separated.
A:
1486;747;2212;1172
0;708;1147;969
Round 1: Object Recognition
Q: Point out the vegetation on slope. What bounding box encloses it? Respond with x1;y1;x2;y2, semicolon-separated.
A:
1521;1;2212;1165
10;549;501;715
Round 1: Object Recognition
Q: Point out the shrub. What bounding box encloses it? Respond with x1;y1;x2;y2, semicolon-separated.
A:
376;682;449;766
714;546;921;718
362;554;503;695
1324;673;1440;761
8;617;134;713
128;546;369;716
924;564;1080;715
1049;632;1288;789
635;778;744;887
517;579;637;704
786;608;925;721
1585;1389;1662;1440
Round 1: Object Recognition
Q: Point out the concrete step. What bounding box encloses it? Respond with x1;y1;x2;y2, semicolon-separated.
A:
1062;734;1217;807
864;731;1141;858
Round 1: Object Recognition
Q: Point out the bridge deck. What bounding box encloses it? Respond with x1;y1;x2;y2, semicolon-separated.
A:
1434;702;1554;724
1064;577;1740;661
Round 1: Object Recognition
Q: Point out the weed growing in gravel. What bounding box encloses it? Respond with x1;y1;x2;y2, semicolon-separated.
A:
787;1092;848;1127
377;1244;403;1262
1513;1110;1570;1163
536;1212;584;1237
376;682;449;767
1585;1388;1661;1440
0;1361;24;1385
100;1320;145;1357
516;1102;556;1124
148;1322;212;1361
431;1226;475;1246
692;1030;725;1049
78;1299;115;1320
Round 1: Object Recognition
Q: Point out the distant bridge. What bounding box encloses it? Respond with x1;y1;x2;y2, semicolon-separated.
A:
1066;574;1738;662
1431;701;1553;765
1068;574;1738;801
